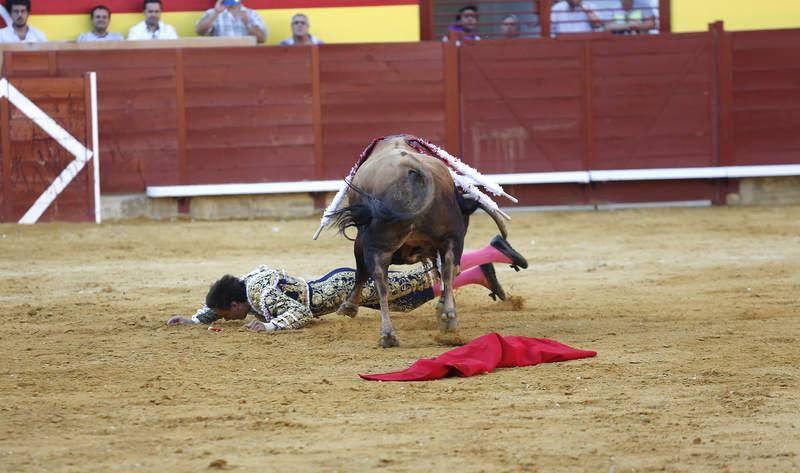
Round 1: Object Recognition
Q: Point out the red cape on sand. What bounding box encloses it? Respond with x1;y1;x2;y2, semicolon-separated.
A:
360;333;597;382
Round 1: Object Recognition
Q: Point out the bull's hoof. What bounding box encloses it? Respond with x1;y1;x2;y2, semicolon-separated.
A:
337;301;359;318
438;311;458;332
379;331;400;348
434;299;445;317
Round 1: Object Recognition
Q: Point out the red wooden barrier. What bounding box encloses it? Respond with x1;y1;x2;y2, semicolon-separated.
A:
182;47;316;184
730;28;800;166
1;24;798;216
0;77;94;222
319;42;446;179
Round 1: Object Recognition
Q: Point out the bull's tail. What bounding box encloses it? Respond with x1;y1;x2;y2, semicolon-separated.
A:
330;181;413;241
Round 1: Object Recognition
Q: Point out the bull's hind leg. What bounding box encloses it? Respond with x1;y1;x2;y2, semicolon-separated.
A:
338;237;368;317
370;252;399;348
438;242;459;332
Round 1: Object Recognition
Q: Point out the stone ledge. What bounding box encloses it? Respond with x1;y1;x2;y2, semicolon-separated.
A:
728;177;800;205
101;193;333;221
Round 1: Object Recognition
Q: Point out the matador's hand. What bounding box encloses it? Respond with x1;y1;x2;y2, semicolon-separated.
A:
166;316;193;325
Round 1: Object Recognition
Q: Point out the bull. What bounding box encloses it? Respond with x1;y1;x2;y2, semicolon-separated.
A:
319;135;515;348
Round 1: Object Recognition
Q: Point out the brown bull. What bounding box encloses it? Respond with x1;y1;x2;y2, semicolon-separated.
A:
332;136;508;348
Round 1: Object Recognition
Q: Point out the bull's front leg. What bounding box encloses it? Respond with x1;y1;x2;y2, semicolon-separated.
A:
371;253;399;348
338;272;368;318
438;244;458;332
338;238;368;317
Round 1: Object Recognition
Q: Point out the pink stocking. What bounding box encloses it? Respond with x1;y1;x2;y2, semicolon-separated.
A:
459;245;512;270
433;266;487;296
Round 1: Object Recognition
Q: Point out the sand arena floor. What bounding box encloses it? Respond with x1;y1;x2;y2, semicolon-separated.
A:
1;205;798;472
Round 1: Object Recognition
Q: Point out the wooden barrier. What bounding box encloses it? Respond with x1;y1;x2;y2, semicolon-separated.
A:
1;24;799;221
729;28;800;166
0;76;94;222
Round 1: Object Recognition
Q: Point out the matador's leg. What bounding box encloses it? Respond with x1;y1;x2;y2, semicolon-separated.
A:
459;236;528;271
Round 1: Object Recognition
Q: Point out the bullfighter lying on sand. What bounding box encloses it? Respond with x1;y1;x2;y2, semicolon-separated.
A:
166;235;528;332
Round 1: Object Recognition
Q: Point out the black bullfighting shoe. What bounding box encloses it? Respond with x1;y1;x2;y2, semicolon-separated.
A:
480;264;507;302
490;235;529;271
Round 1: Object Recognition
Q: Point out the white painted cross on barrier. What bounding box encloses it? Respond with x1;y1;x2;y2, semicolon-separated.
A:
0;74;101;224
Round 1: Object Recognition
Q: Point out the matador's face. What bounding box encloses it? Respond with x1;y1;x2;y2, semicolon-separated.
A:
215;301;249;320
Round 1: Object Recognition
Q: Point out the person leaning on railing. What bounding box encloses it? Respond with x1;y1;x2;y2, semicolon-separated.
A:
195;0;267;44
0;0;47;43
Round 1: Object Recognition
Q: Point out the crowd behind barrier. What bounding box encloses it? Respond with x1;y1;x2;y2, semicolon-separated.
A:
0;0;324;45
1;0;667;46
434;0;662;41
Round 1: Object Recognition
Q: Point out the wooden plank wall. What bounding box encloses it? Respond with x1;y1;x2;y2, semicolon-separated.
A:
319;42;445;179
730;29;800;165
6;50;181;193
182;47;315;184
0;27;797;214
460;40;586;174
1;77;92;222
590;33;714;170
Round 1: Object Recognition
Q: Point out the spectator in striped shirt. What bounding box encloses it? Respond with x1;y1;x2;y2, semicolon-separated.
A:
195;0;267;44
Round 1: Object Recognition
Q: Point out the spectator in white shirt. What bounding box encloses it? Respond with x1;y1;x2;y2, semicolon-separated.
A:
127;0;178;41
77;5;124;42
196;0;267;44
0;0;47;43
279;13;324;46
551;0;602;36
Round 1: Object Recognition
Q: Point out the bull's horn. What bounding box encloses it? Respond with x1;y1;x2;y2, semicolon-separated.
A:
477;201;508;239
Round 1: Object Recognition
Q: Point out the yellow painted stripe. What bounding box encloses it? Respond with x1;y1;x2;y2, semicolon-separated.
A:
27;5;420;44
673;0;800;32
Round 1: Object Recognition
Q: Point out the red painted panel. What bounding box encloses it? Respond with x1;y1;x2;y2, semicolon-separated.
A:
591;34;713;170
4;79;93;222
731;29;800;165
182;47;315;185
461;39;585;174
589;180;716;204
186;146;315;184
320;42;445;179
503;184;587;207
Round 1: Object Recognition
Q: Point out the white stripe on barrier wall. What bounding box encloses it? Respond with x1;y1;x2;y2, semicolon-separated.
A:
3;78;96;224
6;81;92;162
146;164;800;198
90;73;102;224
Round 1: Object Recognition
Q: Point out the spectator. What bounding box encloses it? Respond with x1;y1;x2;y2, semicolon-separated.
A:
279;13;323;45
443;5;480;41
0;0;47;43
195;0;267;44
501;14;520;39
606;0;656;35
551;0;602;36
77;5;123;42
127;0;178;41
